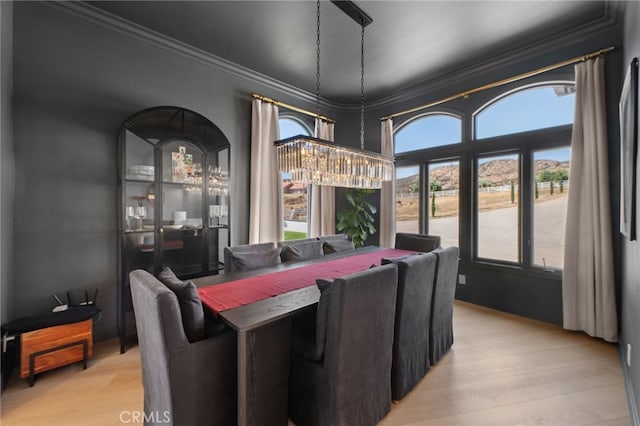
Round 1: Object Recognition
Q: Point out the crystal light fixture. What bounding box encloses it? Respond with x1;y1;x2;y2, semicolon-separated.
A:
276;135;392;188
274;0;393;190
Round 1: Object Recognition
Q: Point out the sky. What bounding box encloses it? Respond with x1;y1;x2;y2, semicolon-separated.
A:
279;118;311;180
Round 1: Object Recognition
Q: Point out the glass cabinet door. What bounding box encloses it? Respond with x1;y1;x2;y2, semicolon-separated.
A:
207;147;230;271
123;130;156;275
159;140;205;276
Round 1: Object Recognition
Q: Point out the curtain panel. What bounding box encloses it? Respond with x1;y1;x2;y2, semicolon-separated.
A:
379;119;396;248
562;57;617;342
309;119;336;237
249;99;283;244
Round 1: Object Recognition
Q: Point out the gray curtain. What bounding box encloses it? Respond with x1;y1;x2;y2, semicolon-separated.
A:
249;99;283;243
562;57;617;342
309;119;335;237
379;118;396;247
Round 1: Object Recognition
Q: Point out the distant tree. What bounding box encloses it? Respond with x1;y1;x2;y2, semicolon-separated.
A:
510;180;515;204
429;178;442;192
535;179;539;199
431;191;436;217
411;176;419;193
550;180;554;195
538;168;568;183
537;170;554;182
478;178;492;188
430;178;441;217
552;169;569;182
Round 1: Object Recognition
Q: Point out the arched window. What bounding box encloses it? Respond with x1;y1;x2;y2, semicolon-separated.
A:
279;116;312;239
475;83;575;139
394;113;461;154
279;117;312;139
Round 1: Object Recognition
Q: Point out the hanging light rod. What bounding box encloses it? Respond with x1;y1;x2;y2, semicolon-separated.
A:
330;0;373;27
252;92;335;124
274;0;392;189
380;46;615;121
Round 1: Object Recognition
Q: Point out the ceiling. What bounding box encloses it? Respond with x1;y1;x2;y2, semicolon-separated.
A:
89;1;610;104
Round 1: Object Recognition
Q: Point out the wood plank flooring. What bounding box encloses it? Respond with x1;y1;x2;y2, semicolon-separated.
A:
1;301;630;425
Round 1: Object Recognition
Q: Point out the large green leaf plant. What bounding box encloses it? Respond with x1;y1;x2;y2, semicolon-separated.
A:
336;189;377;248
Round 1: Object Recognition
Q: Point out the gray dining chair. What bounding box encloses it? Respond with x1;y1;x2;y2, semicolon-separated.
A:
277;238;324;262
223;242;280;273
129;269;237;426
289;263;399;426
383;252;438;401
395;233;441;253
430;246;460;364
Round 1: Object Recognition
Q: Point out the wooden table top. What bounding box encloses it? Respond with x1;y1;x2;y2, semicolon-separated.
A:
192;246;381;332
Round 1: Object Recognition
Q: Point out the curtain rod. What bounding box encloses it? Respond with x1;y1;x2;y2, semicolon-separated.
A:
251;92;335;124
380;46;615;121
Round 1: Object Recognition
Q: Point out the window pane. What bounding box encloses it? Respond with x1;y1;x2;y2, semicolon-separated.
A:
533;147;570;269
395;166;420;234
428;161;459;248
279;118;310;239
395;114;461;154
476;84;575;139
477;154;519;262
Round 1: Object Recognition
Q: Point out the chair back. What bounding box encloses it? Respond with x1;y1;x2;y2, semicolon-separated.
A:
390;253;437;400
430;246;459;364
130;269;237;426
129;270;189;425
395;233;441;253
223;242;277;272
277;238;324;262
323;264;398;421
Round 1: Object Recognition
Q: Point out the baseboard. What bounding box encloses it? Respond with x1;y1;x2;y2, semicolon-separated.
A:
620;345;640;426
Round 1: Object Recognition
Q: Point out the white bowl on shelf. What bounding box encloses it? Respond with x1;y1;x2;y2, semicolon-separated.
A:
164;224;183;230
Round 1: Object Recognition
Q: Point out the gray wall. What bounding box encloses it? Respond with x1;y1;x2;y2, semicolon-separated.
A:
621;1;640;422
1;1;14;325
10;2;319;340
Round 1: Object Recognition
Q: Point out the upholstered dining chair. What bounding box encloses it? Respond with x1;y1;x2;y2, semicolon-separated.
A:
395;233;441;253
382;253;438;401
319;233;355;254
429;246;460;365
289;263;399;426
277;238;324;262
129;269;237;426
223;242;280;273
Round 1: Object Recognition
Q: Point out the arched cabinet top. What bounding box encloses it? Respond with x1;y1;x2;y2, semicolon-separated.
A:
120;106;230;153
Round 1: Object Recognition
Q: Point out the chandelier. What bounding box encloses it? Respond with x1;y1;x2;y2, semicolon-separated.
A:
274;0;393;189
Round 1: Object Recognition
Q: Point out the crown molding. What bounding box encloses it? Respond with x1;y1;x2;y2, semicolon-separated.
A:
44;1;337;111
366;2;623;111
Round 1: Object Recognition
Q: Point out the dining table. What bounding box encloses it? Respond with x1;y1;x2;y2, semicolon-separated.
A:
192;246;414;426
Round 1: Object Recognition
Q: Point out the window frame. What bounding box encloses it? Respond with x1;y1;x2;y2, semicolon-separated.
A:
393;76;574;277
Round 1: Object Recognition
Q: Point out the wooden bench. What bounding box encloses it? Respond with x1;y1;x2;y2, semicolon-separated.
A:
20;318;93;386
2;306;100;386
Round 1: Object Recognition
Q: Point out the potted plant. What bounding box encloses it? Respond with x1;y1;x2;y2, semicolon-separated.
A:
336;189;377;248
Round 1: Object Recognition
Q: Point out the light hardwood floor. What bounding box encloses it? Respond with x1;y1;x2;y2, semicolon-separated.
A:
1;301;631;425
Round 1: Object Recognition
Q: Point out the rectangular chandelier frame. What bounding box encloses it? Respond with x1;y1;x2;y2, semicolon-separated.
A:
275;135;394;189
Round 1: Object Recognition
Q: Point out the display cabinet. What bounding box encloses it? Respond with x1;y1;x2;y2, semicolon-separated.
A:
118;106;230;352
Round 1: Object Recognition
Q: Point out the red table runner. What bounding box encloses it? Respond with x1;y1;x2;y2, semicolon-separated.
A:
198;248;415;315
